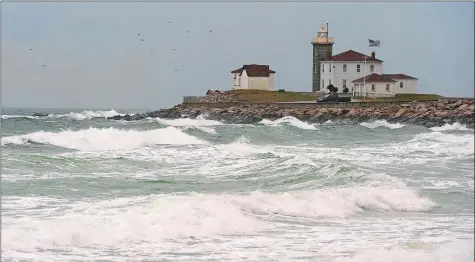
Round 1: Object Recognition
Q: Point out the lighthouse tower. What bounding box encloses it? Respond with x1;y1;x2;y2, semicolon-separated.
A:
311;23;335;92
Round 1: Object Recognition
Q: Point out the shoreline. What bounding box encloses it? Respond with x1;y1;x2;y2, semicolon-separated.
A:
108;99;475;129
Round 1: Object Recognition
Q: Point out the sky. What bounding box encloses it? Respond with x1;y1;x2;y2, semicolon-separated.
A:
1;2;474;109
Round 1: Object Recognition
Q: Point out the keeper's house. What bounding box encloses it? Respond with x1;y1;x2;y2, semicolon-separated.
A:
231;64;276;91
312;23;418;98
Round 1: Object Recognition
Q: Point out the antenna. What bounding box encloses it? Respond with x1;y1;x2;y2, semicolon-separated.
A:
326;22;329;43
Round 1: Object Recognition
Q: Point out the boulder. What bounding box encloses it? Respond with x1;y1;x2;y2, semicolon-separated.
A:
32;113;49;117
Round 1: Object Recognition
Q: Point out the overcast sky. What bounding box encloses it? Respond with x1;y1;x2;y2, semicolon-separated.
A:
2;2;473;109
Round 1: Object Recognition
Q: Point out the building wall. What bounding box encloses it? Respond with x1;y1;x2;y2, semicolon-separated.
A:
353;82;396;98
248;76;271;90
231;71;249;89
393;79;417;94
241;70;249;89
320;61;383;93
232;73;240;89
232;71;275;90
312;43;334;92
269;73;276;90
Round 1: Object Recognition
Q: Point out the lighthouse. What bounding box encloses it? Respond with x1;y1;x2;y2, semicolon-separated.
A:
311;23;335;92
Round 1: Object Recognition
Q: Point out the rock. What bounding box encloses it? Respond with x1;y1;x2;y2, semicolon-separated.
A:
104;98;475;128
32;113;49;117
394;108;407;118
107;115;123;120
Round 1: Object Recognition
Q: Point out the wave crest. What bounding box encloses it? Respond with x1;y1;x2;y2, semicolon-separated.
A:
360;120;405;129
260;116;317;130
1;110;126;121
430;122;473;132
1;126;207;151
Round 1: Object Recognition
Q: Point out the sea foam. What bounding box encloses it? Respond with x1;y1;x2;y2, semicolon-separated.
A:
360;120;405;129
260;116;317;130
1;126;207;151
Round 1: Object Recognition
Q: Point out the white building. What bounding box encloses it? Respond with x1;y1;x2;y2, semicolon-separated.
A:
313;23;419;97
382;74;418;94
352;73;397;98
320;50;383;93
231;64;276;90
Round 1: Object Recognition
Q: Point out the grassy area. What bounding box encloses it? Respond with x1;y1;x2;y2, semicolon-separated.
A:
226;90;442;103
230;89;318;103
359;93;442;102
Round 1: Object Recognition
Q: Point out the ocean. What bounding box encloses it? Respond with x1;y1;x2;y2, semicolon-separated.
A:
1;107;474;262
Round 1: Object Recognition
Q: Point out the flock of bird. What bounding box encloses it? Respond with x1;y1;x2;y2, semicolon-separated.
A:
29;21;214;73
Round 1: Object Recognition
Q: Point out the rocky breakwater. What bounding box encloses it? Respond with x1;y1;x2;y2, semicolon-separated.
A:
108;99;475;128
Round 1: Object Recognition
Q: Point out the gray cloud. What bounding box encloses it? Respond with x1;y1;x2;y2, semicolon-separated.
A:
2;2;474;109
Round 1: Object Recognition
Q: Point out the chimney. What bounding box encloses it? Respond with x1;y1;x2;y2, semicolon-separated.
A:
371;52;375;59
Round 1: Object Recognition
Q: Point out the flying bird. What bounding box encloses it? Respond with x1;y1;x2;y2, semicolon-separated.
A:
172;48;176;51
141;39;144;42
150;48;154;51
209;30;213;33
181;65;184;68
185;30;189;33
137;33;141;36
41;64;46;67
29;48;33;51
168;21;172;24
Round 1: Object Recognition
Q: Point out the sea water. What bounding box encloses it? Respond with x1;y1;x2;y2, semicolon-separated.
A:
1;107;474;262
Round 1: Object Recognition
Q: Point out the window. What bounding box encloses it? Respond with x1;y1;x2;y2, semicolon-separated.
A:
343;79;347;88
343;64;347;72
314;65;318;74
400;82;404;88
386;84;390;92
370;65;374;73
322;64;325;72
371;84;375;91
329;64;332;72
357;64;361;73
329;79;332;85
321;79;324;90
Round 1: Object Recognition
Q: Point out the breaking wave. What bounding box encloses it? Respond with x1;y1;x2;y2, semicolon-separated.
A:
1;126;207;151
3;181;435;250
260;116;317;130
1;115;38;120
1;110;126;121
430;122;473;132
153;115;224;127
360;120;405;129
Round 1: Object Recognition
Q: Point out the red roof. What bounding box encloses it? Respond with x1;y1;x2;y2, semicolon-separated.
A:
328;50;383;62
230;64;276;77
382;74;418;80
352;73;396;83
